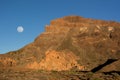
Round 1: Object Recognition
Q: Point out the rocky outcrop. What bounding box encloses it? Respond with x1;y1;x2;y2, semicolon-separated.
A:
0;57;16;67
27;50;85;71
0;16;120;72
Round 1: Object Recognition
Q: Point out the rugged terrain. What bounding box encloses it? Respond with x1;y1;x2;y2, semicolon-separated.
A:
0;16;120;80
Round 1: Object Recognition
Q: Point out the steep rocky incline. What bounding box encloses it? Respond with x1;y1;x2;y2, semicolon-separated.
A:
0;16;120;72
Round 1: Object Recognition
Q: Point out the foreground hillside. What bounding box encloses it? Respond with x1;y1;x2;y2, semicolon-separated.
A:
0;16;120;80
0;68;120;80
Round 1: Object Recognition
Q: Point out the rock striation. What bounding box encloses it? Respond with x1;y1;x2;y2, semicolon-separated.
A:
0;16;120;72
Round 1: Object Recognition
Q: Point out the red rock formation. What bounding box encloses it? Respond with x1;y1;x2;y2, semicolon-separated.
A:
0;16;120;72
27;50;85;71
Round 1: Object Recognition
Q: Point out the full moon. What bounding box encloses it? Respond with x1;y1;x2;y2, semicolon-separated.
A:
17;26;24;32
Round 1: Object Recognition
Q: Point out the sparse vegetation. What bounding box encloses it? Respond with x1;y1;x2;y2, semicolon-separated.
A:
0;16;120;80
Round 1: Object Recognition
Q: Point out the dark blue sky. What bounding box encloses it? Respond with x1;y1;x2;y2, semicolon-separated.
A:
0;0;120;54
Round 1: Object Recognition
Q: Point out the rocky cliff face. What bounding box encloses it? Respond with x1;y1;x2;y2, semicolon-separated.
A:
26;50;84;71
0;16;120;72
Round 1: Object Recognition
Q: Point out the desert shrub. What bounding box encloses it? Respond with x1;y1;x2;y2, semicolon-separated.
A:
51;70;58;73
37;69;47;73
86;72;94;78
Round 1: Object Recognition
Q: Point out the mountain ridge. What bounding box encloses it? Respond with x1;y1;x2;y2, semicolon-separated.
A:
0;16;120;72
